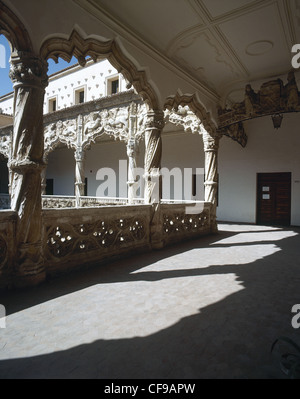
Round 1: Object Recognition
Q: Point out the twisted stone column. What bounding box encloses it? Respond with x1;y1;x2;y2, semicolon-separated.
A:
202;130;220;232
144;110;165;249
9;51;48;287
74;148;86;207
127;138;138;204
144;110;164;204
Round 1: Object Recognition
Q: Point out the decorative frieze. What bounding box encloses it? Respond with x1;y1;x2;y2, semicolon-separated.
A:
218;71;300;129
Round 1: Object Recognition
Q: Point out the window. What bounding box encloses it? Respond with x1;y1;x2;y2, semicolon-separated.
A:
106;76;120;96
75;88;85;105
111;79;119;94
48;98;57;113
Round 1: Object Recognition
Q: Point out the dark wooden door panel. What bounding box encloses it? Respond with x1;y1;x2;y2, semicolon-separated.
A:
257;173;291;226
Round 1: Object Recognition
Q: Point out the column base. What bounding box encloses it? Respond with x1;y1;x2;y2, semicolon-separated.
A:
13;242;46;288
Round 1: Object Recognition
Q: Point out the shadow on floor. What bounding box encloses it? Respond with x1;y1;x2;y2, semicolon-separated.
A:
0;223;300;379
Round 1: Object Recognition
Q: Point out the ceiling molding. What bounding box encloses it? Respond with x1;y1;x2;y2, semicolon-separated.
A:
72;0;220;104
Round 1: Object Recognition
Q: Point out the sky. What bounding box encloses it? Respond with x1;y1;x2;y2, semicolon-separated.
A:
0;35;78;97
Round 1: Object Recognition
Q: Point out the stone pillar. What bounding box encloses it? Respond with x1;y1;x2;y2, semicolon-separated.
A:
127;103;138;204
74;148;86;207
127;138;138;204
144;110;164;249
8;51;48;287
144;110;164;204
202;129;220;232
41;154;48;195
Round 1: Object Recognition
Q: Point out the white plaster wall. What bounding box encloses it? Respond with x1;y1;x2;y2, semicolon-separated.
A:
0;60;128;115
46;147;75;195
84;140;128;198
161;130;205;201
44;59;127;113
217;112;300;226
86;139;145;198
45;138;146;198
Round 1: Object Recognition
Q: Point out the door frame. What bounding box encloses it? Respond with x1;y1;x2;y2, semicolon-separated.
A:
256;172;292;226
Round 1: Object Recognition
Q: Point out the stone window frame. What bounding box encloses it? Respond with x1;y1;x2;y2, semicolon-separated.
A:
74;85;86;105
105;73;120;96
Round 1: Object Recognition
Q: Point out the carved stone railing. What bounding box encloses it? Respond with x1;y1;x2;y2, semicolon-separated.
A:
0;201;215;288
41;195;144;208
42;202;213;278
159;202;212;247
42;205;152;276
0;210;16;289
80;196;128;207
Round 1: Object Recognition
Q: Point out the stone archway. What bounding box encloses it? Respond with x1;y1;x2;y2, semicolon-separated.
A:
164;92;220;231
40;30;159;111
0;0;33;53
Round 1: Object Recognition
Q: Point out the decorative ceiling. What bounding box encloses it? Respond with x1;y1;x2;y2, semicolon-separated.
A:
79;0;299;106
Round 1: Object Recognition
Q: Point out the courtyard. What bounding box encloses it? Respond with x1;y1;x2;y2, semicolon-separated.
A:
0;222;299;379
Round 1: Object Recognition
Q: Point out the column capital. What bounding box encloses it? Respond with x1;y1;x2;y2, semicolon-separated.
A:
74;148;86;162
146;110;165;131
202;130;220;152
9;51;48;89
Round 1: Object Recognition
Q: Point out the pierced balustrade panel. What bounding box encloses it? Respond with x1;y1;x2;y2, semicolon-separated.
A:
43;206;151;275
160;202;212;245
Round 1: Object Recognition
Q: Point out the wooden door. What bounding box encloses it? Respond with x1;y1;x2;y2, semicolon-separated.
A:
257;173;291;226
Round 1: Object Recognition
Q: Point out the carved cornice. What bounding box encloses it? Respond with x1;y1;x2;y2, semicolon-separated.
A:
40;30;159;110
218;71;300;129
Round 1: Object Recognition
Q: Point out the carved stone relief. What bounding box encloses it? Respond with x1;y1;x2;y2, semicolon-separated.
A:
218;71;300;129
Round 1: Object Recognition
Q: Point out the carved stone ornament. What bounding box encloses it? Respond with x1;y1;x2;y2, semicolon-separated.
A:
164;105;203;134
0;129;12;159
164;92;217;137
44;118;77;155
9;51;48;88
218;71;300;129
219;122;247;148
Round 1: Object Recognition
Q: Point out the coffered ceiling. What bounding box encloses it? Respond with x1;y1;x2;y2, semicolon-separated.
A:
79;0;299;106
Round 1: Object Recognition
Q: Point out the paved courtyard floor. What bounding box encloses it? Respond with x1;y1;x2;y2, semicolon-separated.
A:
0;223;300;379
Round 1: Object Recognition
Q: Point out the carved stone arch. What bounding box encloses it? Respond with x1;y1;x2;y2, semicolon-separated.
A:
164;91;218;137
0;0;33;52
40;30;159;110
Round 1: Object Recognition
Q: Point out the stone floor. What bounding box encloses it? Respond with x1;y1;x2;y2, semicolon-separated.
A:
0;222;300;379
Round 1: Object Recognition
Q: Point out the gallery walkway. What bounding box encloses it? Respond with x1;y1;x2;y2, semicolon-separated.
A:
0;223;299;379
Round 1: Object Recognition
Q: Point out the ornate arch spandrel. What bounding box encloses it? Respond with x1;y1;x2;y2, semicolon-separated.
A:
0;0;32;52
40;30;159;110
164;91;218;137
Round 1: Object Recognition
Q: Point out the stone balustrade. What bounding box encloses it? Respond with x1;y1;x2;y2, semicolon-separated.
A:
0;201;213;289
